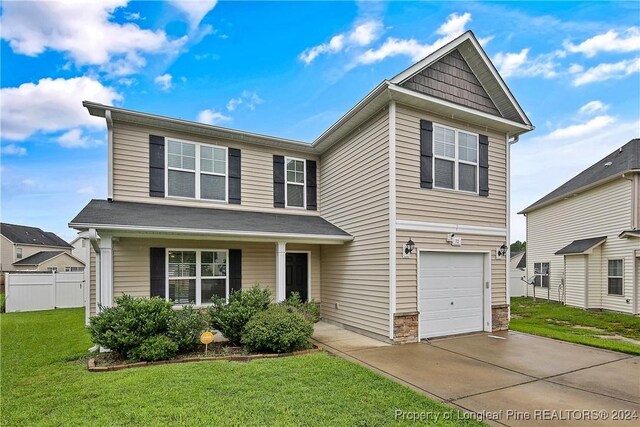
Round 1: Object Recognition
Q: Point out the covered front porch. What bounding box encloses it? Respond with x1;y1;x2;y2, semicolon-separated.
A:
69;200;352;318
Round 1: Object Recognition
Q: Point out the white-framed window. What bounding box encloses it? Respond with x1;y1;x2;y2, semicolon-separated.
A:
167;249;228;305
607;259;623;295
285;157;305;208
433;124;478;193
16;247;22;259
533;262;549;288
166;139;227;202
65;267;84;272
47;267;58;273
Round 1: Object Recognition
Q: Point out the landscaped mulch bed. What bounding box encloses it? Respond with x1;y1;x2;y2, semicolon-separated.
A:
87;342;321;372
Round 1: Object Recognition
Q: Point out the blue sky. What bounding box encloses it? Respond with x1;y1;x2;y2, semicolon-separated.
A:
1;1;639;242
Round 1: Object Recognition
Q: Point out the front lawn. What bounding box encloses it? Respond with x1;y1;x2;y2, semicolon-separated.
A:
510;297;640;355
1;308;483;426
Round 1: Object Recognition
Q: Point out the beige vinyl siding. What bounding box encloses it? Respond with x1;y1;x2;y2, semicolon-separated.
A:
319;109;390;339
395;104;507;228
0;237;74;273
526;178;637;313
88;238;322;317
13;253;84;272
396;230;507;313
564;255;586;308
112;121;320;214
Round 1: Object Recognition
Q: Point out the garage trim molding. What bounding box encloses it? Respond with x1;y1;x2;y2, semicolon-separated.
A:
416;248;492;339
397;220;507;236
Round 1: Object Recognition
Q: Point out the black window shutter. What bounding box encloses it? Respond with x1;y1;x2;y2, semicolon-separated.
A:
306;160;317;211
229;249;242;293
150;247;166;298
479;134;489;197
228;148;241;204
149;135;165;197
273;155;285;208
420;120;433;189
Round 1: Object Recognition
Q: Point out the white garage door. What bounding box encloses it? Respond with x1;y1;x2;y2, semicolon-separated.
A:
419;252;485;338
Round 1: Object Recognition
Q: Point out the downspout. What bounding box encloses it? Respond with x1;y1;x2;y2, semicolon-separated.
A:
622;172;639;315
106;110;114;202
88;228;101;352
505;134;519;319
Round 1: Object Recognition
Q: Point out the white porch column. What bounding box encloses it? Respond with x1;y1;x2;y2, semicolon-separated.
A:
99;234;113;308
275;241;287;302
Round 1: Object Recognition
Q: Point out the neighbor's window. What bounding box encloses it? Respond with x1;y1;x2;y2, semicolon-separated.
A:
16;247;22;259
168;250;227;305
47;267;58;273
607;259;623;295
433;125;478;193
534;262;549;288
167;139;227;201
285;157;305;208
65;267;84;272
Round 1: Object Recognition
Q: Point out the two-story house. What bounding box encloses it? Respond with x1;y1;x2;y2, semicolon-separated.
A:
1;223;84;281
519;139;639;314
70;31;534;343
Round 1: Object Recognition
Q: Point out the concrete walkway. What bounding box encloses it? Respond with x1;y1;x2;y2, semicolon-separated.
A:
313;322;640;426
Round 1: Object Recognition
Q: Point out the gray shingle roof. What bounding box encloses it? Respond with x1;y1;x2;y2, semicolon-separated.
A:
70;200;352;239
0;223;72;248
516;252;526;270
13;251;64;266
555;237;607;255
520;139;640;214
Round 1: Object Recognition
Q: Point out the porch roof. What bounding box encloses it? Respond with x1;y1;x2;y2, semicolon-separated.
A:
554;236;607;255
69;200;352;243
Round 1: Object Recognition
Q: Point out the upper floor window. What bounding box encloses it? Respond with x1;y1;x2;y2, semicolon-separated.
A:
167;139;227;201
533;262;549;288
16;247;22;259
433;125;478;193
607;259;623;295
286;157;305;208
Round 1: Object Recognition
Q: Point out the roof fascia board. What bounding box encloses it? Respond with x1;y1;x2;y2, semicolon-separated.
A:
83;101;317;155
519;172;637;215
13;251;67;266
68;223;353;244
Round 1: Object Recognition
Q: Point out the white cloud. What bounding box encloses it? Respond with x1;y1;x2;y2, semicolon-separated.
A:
123;11;142;21
564;27;640;58
169;0;218;28
1;77;122;141
300;20;382;64
1;144;27;156
356;12;471;65
545;115;616;141
0;0;187;75
57;128;102;148
493;48;558;78
226;97;242;112
197;109;232;125
568;63;584;74
77;185;95;195
578;100;608;115
242;90;264;110
154;73;173;91
572;57;640;86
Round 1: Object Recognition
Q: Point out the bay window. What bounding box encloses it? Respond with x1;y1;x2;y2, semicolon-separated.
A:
433;125;478;193
167;139;227;201
168;249;227;305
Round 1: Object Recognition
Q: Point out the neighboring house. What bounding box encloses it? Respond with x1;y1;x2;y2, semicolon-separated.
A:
70;31;534;342
1;223;83;280
519;139;639;314
71;234;89;265
510;251;527;297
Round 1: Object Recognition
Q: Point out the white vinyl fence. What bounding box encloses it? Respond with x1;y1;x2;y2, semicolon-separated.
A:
510;269;527;297
4;271;85;313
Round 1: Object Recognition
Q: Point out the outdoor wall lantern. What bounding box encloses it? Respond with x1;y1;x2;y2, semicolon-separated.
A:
402;238;415;258
496;243;508;259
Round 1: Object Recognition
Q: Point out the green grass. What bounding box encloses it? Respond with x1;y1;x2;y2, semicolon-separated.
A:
510;297;640;355
1;309;483;426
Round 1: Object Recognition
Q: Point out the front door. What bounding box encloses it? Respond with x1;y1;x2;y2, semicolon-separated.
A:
286;253;308;301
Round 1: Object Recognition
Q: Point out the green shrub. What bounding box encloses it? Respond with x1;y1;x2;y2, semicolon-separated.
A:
130;335;178;362
167;306;207;352
281;292;321;323
242;305;313;353
207;286;271;344
0;293;5;313
88;295;174;359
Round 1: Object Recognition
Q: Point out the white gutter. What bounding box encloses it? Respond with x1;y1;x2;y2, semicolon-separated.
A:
105;110;114;201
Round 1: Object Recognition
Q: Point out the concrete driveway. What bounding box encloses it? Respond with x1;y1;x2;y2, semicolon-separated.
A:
313;322;640;426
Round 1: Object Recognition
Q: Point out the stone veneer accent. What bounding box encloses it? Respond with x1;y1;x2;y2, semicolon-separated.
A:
393;312;419;344
492;304;509;331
